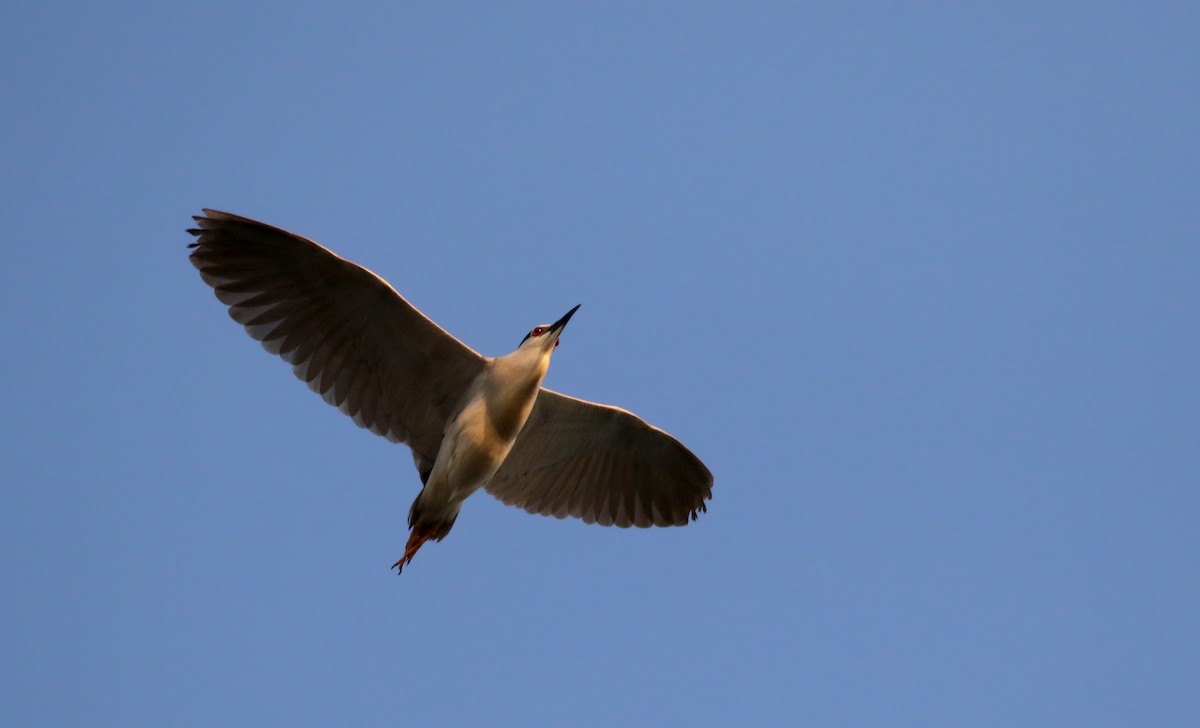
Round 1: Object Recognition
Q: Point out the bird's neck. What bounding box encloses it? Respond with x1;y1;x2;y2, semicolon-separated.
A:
482;348;551;440
493;345;551;386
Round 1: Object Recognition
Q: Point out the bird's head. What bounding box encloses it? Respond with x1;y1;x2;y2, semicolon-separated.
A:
518;304;580;353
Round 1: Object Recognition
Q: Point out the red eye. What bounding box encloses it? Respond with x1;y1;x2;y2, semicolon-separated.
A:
532;327;544;337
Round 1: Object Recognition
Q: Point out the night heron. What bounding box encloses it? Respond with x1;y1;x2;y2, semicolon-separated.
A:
187;210;712;572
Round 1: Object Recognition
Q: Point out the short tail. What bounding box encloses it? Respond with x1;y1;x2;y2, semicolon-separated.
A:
391;491;459;574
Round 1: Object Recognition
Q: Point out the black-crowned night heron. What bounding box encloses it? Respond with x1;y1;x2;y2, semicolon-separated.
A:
187;210;712;572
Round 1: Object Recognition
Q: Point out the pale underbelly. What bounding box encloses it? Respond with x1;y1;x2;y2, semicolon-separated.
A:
428;414;516;505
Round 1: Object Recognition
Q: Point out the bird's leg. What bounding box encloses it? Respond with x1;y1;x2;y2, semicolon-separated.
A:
391;524;435;574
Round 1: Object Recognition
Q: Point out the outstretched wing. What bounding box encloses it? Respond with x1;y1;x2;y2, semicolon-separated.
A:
188;209;486;464
486;390;712;527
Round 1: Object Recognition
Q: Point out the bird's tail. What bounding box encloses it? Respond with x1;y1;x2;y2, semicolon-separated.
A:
392;490;458;574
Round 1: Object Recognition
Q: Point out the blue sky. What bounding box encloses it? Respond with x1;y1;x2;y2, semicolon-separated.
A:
2;2;1197;725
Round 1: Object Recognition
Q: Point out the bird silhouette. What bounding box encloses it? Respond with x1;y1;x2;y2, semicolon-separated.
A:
188;210;712;572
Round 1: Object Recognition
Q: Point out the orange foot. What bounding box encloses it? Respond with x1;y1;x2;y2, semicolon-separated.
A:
391;527;434;574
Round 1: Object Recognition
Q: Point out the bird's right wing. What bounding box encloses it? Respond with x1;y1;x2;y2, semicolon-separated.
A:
188;209;487;464
485;390;712;527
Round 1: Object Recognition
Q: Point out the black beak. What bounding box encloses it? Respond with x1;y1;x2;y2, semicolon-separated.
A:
548;304;581;334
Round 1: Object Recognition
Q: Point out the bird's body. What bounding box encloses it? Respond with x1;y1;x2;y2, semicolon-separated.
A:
187;210;711;572
403;320;568;569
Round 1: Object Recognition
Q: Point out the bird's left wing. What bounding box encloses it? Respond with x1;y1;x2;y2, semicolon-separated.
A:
485;390;712;527
188;209;487;465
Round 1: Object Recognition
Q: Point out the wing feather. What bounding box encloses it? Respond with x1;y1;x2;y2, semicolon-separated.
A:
486;389;711;528
188;209;486;463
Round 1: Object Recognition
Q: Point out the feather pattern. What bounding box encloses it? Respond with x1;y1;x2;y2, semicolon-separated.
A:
486;390;712;527
188;209;486;463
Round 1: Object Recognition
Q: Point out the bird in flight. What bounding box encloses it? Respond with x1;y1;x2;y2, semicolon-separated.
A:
187;210;712;572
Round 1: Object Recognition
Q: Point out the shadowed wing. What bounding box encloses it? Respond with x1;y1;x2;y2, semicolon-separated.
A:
187;209;486;465
486;390;712;527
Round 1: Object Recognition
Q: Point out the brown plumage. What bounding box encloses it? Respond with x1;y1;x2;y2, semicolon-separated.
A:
188;209;712;571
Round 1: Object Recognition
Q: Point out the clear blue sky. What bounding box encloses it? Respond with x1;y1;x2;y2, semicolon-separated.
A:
2;3;1197;725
